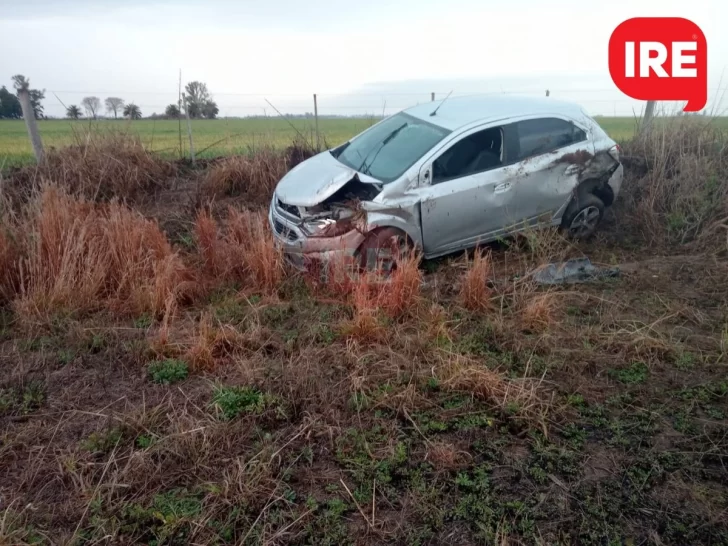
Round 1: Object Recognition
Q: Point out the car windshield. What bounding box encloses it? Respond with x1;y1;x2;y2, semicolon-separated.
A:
333;113;451;183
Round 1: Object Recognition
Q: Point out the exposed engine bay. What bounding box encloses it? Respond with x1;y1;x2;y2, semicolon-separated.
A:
283;176;380;222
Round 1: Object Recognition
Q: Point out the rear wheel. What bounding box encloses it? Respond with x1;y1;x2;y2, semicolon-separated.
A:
561;194;605;239
356;228;415;273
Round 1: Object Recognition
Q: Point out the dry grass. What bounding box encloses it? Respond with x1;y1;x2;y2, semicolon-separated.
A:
303;254;358;298
201;149;288;207
426;441;471;470
459;248;493;312
520;292;559;333
9;130;176;203
0;224;21;303
335;250;423;338
380;250;423;318
225;207;284;294
186;313;221;370
623;116;728;246
4;185;193;323
345;273;386;339
194;208;222;276
194;207;284;295
434;351;546;421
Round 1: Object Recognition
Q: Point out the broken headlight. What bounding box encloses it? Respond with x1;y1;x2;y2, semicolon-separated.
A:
303;218;355;238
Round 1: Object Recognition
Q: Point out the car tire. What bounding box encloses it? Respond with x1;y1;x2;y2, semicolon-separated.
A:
561;193;605;239
356;227;416;273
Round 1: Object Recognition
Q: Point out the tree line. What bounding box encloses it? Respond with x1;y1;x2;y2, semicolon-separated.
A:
0;75;45;119
67;81;219;121
0;77;220;120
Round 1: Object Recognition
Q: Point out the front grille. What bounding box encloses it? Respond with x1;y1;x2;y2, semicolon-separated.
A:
273;219;298;241
277;199;300;218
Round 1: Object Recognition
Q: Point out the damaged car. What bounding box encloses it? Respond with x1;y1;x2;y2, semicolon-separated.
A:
269;95;623;270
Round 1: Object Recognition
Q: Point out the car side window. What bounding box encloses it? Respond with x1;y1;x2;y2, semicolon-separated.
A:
516;118;586;160
432;127;503;184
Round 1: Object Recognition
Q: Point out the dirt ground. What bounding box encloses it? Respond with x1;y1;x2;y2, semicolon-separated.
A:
1;160;727;546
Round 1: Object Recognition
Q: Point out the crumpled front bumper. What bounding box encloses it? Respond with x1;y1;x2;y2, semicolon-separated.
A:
268;202;367;270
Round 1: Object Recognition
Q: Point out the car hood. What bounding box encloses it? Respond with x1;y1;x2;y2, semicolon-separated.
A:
275;151;381;207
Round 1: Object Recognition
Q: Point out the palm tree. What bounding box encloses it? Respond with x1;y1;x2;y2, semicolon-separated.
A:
66;105;82;119
123;103;142;120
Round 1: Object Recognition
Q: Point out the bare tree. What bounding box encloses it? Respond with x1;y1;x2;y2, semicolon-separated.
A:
81;96;101;119
12;74;44;163
105;97;124;119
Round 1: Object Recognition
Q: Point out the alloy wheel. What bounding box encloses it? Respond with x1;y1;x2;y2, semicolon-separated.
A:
569;206;601;237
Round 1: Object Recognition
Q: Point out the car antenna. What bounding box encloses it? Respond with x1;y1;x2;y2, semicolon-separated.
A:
430;90;453;116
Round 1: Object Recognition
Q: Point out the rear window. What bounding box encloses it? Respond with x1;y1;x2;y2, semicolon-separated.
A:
515;118;587;160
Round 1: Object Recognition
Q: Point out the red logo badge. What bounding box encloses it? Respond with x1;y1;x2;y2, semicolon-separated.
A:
609;17;707;112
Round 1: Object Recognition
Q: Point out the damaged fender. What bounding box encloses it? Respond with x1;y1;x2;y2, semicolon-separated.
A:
361;196;424;250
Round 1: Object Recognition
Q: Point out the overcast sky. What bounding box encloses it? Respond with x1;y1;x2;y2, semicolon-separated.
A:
1;0;726;117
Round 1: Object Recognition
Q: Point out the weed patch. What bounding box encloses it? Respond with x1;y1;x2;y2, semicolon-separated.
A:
147;359;189;384
212;385;282;421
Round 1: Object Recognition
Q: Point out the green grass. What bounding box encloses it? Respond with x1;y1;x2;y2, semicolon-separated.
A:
3;116;727;167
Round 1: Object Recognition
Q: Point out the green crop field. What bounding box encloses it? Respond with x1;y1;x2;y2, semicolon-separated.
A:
1;116;726;168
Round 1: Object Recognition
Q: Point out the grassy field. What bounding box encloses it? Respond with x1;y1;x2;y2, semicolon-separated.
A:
3;115;726;168
0;118;376;168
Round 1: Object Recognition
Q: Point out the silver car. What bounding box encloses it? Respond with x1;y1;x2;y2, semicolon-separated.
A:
269;95;623;270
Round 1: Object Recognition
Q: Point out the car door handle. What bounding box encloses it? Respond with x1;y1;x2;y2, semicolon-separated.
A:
494;182;511;194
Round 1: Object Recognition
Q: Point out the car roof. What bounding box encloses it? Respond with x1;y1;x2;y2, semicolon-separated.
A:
403;94;589;131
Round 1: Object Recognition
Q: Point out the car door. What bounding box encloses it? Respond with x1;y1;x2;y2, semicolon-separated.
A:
415;124;517;255
505;117;596;228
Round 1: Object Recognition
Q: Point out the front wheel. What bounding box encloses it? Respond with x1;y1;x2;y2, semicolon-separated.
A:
561;194;605;239
356;228;416;273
